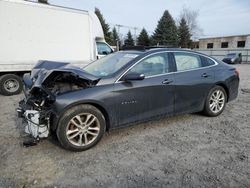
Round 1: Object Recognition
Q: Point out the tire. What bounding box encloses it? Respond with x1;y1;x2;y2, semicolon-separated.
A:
56;104;106;151
0;74;22;96
203;86;227;117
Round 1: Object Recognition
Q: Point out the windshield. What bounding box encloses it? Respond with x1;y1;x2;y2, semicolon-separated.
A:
83;52;140;77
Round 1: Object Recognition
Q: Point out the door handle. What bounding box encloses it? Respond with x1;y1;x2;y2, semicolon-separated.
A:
162;79;173;85
201;73;210;78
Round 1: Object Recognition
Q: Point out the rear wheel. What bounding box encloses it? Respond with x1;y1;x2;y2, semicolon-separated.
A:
0;74;22;96
203;86;227;117
56;105;106;151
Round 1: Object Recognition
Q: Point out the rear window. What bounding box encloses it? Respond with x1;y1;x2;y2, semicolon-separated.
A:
201;56;216;67
227;53;236;57
173;52;202;71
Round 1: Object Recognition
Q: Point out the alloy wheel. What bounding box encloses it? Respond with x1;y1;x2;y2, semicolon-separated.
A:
209;90;225;114
66;113;100;147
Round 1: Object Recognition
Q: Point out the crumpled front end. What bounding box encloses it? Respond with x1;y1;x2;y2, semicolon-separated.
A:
17;77;55;139
17;60;99;139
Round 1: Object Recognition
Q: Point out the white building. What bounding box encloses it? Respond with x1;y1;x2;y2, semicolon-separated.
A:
198;34;250;49
194;34;250;62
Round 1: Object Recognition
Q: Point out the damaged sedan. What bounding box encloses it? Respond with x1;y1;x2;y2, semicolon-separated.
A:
18;48;239;151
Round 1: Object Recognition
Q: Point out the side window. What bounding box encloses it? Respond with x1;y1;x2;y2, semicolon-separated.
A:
174;52;202;71
201;56;216;67
129;53;169;77
97;42;112;55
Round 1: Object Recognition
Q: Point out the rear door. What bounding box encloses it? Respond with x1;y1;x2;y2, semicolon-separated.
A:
171;52;215;114
113;52;175;126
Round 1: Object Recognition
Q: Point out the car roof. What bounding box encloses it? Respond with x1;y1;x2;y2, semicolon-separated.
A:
121;48;205;56
120;48;219;63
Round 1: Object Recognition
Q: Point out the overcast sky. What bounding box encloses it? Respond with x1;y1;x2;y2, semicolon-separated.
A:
49;0;250;38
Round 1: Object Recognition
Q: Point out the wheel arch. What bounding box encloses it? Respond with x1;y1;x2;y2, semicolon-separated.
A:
52;100;111;132
215;82;229;102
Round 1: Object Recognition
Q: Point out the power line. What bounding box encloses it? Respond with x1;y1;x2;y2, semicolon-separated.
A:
109;23;154;34
109;23;154;45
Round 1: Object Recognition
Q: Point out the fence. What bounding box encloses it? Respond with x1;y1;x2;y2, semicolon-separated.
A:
195;49;250;63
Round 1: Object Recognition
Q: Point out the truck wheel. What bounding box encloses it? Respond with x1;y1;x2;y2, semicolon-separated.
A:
56;104;106;151
0;74;22;96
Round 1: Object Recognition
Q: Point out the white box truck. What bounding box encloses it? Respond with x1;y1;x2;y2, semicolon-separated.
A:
0;0;113;95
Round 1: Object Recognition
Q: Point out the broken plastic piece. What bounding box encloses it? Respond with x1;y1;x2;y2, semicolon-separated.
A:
23;138;39;147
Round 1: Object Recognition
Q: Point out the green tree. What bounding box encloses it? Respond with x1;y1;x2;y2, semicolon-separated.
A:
178;17;192;48
95;7;112;44
110;27;120;46
152;10;178;47
38;0;48;4
124;31;135;47
137;28;151;46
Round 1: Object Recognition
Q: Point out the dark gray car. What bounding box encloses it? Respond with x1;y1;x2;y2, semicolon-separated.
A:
18;48;240;151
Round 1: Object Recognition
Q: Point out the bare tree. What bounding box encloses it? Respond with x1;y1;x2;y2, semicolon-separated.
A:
178;7;203;40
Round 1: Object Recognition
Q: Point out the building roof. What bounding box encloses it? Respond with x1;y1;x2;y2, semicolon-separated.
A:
199;34;250;40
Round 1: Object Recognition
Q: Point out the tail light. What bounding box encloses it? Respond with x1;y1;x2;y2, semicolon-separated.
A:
235;68;240;77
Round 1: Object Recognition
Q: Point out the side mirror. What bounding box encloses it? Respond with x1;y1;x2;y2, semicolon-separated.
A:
102;51;108;55
122;73;145;82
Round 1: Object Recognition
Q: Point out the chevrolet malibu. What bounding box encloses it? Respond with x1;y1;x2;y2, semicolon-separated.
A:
18;48;239;151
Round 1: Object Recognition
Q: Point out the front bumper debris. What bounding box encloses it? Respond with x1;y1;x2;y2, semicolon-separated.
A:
17;99;51;139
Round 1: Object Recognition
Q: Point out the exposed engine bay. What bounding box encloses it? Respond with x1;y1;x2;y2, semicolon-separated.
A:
44;72;91;95
18;61;99;141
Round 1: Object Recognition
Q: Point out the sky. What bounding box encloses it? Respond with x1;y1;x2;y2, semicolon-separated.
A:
49;0;250;39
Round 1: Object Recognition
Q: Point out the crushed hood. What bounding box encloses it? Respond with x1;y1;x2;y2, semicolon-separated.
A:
24;60;99;90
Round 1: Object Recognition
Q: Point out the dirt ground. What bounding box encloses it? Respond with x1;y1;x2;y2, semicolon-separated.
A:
0;64;250;188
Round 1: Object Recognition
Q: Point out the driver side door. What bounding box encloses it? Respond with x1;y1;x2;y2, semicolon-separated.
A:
113;52;175;127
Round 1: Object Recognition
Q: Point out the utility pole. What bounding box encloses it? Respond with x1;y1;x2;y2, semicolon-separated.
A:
133;27;138;45
116;24;123;50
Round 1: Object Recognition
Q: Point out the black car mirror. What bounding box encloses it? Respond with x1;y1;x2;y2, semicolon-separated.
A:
122;73;145;82
102;51;108;55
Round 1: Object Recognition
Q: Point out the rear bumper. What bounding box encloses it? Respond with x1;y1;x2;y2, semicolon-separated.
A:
228;77;239;102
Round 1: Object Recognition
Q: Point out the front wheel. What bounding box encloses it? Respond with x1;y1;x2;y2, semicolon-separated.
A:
56;105;106;151
203;86;227;117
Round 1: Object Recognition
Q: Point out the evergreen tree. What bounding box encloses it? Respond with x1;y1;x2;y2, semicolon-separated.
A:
124;31;135;46
137;28;150;46
152;10;178;47
178;17;192;48
111;27;120;46
95;7;112;44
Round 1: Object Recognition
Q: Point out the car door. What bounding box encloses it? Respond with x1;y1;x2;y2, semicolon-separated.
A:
113;52;175;127
171;52;215;114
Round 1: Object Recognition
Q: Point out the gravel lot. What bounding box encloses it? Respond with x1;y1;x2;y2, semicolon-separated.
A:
0;64;250;188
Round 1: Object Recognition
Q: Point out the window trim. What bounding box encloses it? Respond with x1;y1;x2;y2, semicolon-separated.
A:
115;51;218;83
